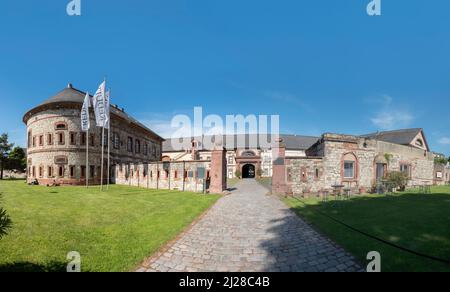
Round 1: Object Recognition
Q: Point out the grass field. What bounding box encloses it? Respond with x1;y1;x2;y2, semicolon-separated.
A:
284;186;450;272
0;180;219;272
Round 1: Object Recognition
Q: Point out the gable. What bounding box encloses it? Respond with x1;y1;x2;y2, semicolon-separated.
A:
410;130;430;151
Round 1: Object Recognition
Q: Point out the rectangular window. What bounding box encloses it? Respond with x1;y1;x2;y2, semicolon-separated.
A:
39;135;44;146
39;166;43;177
48;133;53;145
80;132;86;145
127;137;133;152
228;157;234;164
47;166;53;178
58;132;65;145
70;166;75;178
174;170;178;179
135;140;141;154
70;133;76;145
58;166;64;177
344;161;355;179
143;143;148;155
32;136;36;147
400;164;411;177
81;166;86;178
90;134;95;147
113;133;120;149
32;166;36;177
90;166;95;179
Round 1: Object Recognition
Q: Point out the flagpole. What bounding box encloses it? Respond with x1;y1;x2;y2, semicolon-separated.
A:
100;77;106;191
101;126;105;191
86;129;89;188
107;88;111;191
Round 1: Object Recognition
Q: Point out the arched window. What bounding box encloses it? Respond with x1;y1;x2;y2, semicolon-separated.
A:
241;150;256;157
55;122;68;131
415;139;424;147
342;153;358;180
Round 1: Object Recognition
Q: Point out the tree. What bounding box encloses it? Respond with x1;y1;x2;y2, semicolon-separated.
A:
387;171;410;192
0;194;12;239
7;147;26;173
434;156;448;166
0;133;14;180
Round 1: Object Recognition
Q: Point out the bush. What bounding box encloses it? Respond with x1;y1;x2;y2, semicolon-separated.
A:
0;194;12;240
235;170;242;179
256;168;263;177
387;171;410;191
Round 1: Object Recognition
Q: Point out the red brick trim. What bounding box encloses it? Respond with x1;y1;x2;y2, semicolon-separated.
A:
341;152;359;183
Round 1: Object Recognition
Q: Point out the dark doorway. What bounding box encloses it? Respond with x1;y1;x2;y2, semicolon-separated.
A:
376;163;387;181
242;164;256;179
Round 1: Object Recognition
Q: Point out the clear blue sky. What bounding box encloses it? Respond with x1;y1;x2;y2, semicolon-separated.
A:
0;0;449;155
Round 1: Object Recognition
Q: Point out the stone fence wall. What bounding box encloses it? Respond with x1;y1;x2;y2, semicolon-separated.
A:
114;146;228;194
114;161;211;193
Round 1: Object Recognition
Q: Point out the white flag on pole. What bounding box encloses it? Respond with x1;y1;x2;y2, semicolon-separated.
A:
104;89;111;129
81;93;91;132
93;81;106;127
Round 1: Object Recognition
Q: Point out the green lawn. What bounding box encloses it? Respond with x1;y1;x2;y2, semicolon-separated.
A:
0;180;219;272
284;186;450;272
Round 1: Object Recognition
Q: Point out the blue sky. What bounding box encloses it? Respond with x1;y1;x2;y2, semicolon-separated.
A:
0;0;449;155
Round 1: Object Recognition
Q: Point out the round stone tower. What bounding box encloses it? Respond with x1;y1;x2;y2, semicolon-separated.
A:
23;84;164;186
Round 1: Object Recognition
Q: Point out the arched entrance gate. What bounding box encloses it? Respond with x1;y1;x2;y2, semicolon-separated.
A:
236;150;261;179
242;164;256;179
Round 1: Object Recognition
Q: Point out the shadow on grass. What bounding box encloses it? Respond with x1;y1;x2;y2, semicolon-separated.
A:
282;191;450;271
0;261;67;272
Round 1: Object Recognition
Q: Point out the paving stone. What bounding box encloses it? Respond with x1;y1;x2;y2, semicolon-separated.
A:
137;180;362;272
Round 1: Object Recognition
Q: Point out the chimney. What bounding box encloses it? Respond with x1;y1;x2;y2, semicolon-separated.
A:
191;139;198;160
67;83;73;89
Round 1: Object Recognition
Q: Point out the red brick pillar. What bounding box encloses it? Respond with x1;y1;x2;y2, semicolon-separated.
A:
210;146;227;194
272;138;287;195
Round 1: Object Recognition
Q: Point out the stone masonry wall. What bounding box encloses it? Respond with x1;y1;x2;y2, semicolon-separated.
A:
285;134;437;196
26;106;162;186
286;157;325;195
115;161;211;193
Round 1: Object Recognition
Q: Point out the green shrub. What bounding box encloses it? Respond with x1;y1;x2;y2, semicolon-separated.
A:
256;168;263;177
0;194;12;240
387;171;410;191
235;169;242;179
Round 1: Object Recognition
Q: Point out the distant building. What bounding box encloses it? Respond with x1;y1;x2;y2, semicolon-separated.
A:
163;129;447;189
23;84;164;186
162;134;318;179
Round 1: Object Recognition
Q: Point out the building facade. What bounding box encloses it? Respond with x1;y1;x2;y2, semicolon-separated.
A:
273;129;444;197
23;84;164;186
162;134;319;179
163;129;448;195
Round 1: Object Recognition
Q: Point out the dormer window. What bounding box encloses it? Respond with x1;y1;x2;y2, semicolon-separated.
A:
415;139;424;147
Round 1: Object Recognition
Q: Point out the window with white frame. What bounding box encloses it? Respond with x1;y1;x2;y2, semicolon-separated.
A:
344;161;355;179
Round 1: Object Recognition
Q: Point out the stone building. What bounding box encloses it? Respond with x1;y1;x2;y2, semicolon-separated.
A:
162;134;319;179
273;128;441;196
23;84;164;186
